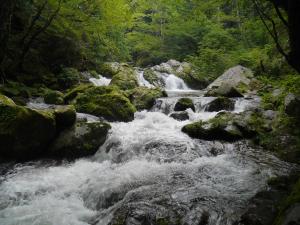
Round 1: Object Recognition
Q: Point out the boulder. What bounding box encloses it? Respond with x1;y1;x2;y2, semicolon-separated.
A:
174;98;195;112
0;95;56;159
126;87;166;111
284;93;300;118
48;121;111;158
44;90;64;105
182;118;243;142
74;86;136;122
205;97;235;112
205;83;244;97
64;84;93;103
170;111;189;121
143;69;165;87
51;105;76;132
110;66;139;90
205;65;253;97
98;62;121;77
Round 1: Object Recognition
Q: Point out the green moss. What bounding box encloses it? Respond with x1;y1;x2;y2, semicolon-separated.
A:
0;94;16;106
110;67;139;90
57;67;80;89
126;87;165;110
174;98;195;111
0;103;56;159
98;62;120;77
44;90;64;105
74;86;136;122
64;84;93;103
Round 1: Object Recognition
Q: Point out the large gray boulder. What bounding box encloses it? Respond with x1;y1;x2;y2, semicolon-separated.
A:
49;121;111;158
205;66;254;97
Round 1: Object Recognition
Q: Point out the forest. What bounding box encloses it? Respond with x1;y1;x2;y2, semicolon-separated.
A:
0;0;300;225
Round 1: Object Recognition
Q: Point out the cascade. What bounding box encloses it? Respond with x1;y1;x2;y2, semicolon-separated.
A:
0;68;293;225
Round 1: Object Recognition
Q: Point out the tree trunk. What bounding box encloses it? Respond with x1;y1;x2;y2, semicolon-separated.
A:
287;0;300;72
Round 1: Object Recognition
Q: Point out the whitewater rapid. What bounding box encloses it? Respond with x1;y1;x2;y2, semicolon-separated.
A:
0;72;293;225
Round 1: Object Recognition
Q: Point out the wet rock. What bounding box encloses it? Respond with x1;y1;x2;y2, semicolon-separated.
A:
110;65;139;90
126;87;166;111
182;118;243;142
174;98;195;112
205;97;235;112
284;93;300;118
49;121;110;158
51;105;76;132
170;111;189;121
44;90;64;105
239;175;300;225
74;86;136;122
0;95;56;159
143;68;165;87
64;84;93;103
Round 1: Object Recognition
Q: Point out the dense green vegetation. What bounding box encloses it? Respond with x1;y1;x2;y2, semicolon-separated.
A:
0;0;296;84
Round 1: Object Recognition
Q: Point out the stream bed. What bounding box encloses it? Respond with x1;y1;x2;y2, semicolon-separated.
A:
0;72;295;225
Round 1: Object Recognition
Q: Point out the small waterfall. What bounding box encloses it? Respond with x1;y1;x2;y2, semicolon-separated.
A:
89;75;111;86
137;71;154;88
162;74;190;90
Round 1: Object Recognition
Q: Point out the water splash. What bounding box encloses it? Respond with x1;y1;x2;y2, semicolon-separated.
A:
89;76;111;86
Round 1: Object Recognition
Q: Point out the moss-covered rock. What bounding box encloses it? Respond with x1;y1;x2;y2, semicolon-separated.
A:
51;105;76;132
44;90;64;105
143;68;165;87
98;62;121;77
205;97;235;112
0;98;56;159
57;67;80;89
64;84;93;103
182;112;244;141
0;80;45;98
205;83;244;97
48;121;110;158
0;94;16;105
174;98;195;112
170;111;189;121
110;66;139;90
74;86;136;122
126;87;166;111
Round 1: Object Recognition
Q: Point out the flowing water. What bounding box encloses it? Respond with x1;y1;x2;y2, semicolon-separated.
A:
0;72;294;225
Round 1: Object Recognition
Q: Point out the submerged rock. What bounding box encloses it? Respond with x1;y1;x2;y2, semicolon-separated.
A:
49;121;110;158
174;98;195;112
74;86;136;122
205;97;235;112
170;111;189;121
0;95;56;159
